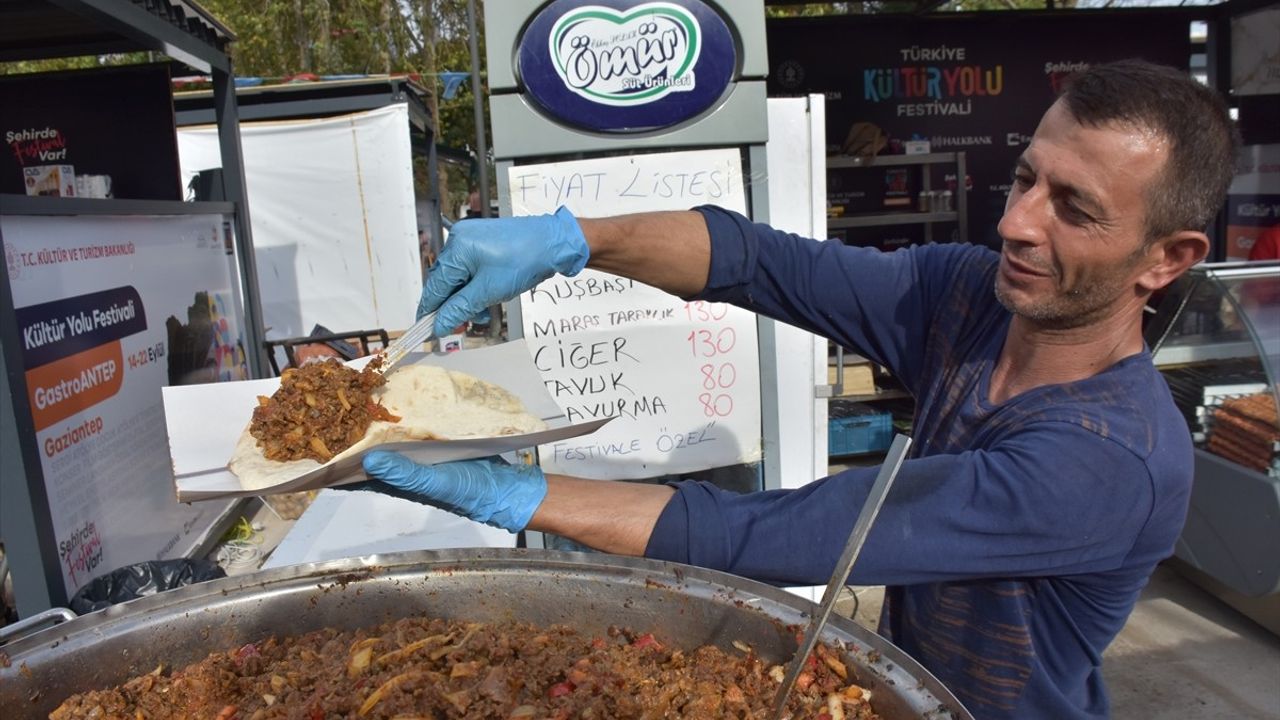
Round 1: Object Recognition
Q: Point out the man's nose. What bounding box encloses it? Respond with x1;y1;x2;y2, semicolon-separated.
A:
998;186;1046;246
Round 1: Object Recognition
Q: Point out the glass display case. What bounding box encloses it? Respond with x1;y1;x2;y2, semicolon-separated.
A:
1148;261;1280;476
1144;261;1280;632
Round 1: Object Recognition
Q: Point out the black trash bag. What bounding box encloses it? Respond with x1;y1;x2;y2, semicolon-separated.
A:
69;559;226;615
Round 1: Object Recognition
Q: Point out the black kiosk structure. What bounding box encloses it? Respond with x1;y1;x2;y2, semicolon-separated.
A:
0;0;265;619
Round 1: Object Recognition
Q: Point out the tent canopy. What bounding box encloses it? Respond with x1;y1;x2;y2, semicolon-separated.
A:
0;0;233;72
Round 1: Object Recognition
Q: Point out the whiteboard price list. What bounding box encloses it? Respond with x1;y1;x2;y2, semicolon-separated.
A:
510;148;762;479
684;301;738;419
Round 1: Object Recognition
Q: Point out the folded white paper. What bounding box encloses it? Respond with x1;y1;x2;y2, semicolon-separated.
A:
164;340;609;502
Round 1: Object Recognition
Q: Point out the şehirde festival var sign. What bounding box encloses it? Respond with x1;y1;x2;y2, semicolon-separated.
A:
518;0;737;133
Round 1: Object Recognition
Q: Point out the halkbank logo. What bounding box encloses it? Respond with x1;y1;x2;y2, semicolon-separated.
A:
549;3;701;107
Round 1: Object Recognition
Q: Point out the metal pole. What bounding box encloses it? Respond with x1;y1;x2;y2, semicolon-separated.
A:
212;64;270;377
429;134;444;259
1207;8;1232;262
467;0;503;339
467;0;490;219
0;254;66;615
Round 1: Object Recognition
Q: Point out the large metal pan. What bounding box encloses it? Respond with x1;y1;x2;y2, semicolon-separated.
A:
0;549;970;719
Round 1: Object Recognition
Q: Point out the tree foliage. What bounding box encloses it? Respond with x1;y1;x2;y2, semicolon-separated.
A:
0;53;151;75
0;1;489;213
767;2;915;16
8;1;1079;212
198;1;488;182
764;0;1053;15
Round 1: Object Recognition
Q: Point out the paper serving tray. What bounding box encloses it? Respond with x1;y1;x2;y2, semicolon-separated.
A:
164;340;608;502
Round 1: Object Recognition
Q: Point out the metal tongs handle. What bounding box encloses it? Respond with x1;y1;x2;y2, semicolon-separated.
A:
768;433;912;720
379;310;437;373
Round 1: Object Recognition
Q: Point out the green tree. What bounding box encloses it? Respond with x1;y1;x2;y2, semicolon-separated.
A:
767;2;916;16
938;0;1056;10
194;0;487;215
765;0;1052;14
1;1;489;213
0;53;150;75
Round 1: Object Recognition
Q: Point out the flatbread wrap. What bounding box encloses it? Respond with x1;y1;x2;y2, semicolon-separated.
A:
228;360;546;491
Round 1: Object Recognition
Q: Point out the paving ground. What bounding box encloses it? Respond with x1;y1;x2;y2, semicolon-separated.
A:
839;566;1280;719
1102;565;1280;719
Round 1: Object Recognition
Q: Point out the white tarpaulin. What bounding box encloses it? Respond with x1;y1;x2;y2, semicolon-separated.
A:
178;104;421;341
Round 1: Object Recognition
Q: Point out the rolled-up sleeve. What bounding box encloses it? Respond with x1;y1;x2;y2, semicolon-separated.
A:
693;205;759;300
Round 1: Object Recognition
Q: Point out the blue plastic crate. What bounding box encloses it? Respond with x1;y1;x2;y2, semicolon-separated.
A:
828;401;893;456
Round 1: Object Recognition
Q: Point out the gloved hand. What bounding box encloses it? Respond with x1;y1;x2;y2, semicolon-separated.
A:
360;452;548;532
420;206;589;336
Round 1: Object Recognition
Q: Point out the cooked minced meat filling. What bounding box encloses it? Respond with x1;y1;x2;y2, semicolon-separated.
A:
50;617;880;720
250;357;398;462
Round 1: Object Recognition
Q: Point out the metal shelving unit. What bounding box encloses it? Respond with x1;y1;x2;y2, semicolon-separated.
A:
821;152;967;454
0;195;234;217
829;210;958;229
826;152;968;243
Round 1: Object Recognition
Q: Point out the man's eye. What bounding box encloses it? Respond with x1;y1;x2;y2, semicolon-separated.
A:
1011;171;1033;188
1060;203;1092;225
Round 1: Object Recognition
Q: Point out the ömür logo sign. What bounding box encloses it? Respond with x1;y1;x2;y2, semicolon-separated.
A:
518;0;737;133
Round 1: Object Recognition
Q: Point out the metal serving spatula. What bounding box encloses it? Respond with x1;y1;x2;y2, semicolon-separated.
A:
767;433;912;720
377;310;438;375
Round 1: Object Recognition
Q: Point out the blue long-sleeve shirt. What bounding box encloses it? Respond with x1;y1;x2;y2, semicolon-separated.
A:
644;207;1193;719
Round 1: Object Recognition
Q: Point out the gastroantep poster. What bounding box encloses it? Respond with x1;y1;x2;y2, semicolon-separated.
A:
3;214;247;596
766;10;1196;250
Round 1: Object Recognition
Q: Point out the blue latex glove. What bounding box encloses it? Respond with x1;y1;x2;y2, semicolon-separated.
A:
360;452;548;532
420;206;589;335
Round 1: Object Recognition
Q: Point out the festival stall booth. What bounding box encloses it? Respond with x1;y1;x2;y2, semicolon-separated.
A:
0;1;264;619
165;80;533;561
0;2;973;717
764;10;1212;392
1143;0;1280;636
0;1;1268;715
172;77;439;367
254;0;839;570
763;0;1280;634
762;6;1228;442
764;7;1216;251
1221;0;1280;261
487;0;833;504
1144;261;1280;636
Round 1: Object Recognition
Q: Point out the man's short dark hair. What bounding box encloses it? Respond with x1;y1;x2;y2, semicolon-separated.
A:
1060;59;1239;240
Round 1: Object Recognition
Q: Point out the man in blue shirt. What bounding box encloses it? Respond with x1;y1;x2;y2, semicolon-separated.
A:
360;61;1238;718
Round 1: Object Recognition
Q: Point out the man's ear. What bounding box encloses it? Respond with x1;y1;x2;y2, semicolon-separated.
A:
1138;230;1210;292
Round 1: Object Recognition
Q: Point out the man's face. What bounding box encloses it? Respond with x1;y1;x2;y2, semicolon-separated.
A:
995;100;1169;329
